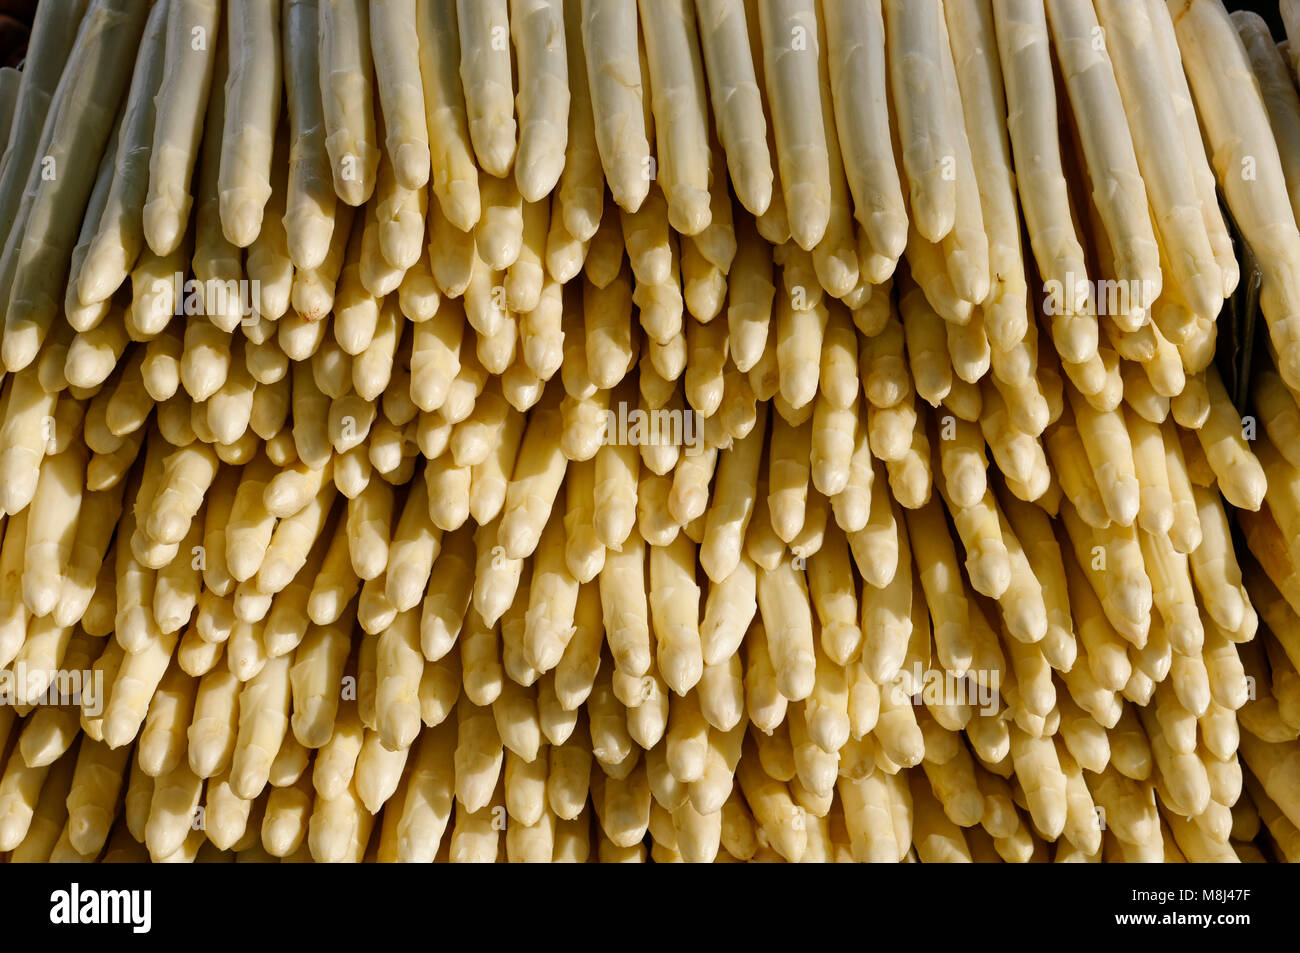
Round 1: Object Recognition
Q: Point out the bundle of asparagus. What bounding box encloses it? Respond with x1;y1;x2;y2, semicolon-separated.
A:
0;0;1297;863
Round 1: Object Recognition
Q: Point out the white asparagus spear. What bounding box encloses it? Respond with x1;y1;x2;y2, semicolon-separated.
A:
458;0;517;177
319;0;380;206
1095;0;1220;323
991;0;1092;356
22;446;86;618
282;0;338;271
143;0;222;257
78;0;170;305
219;0;283;248
757;0;830;250
555;0;604;240
883;0;956;244
1237;12;1300;231
62;116;121;334
1170;0;1300;388
821;0;906;267
1145;0;1236;298
941;0;1028;352
694;0;772;216
1046;0;1160;331
933;6;988;308
370;0;430;193
638;0;712;235
513;0;570;202
581;0;652;212
0;43;72;359
415;1;481;231
3;0;152;372
0;0;89;247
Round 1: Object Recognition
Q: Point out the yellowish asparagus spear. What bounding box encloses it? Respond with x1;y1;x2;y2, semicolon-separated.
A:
78;0;170;305
1171;0;1300;387
458;0;516;177
415;1;480;231
694;0;772;217
1046;0;1160;329
991;0;1091;354
758;0;829;250
580;0;651;212
219;0;283;248
143;0;221;256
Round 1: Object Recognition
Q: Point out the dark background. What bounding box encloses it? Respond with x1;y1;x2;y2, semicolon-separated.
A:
1233;0;1287;38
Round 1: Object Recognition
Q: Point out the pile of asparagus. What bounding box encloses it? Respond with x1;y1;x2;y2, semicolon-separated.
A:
2;0;1300;863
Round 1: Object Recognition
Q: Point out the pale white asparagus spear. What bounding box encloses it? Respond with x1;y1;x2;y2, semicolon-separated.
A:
555;0;604;240
758;0;830;250
1237;12;1300;231
1170;0;1300;388
368;0;431;195
0;358;58;518
143;0;222;257
219;0;282;248
186;38;245;335
282;0;338;271
1144;0;1236;298
1046;0;1160;329
22;445;86;618
78;0;170;305
933;7;988;307
0;0;89;246
458;0;517;177
62;117;121;334
513;0;570;202
3;0;152;372
1095;0;1220;323
638;0;711;235
941;0;1028;352
581;0;651;213
694;0;772;216
319;0;380;206
415;0;481;231
991;0;1092;351
821;0;906;266
883;0;957;244
0;46;71;355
